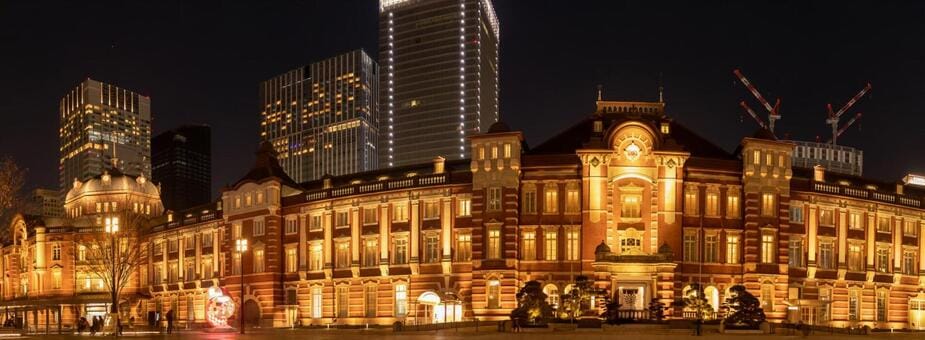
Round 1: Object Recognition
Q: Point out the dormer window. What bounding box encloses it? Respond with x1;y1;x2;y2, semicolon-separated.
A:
660;122;670;134
593;121;603;133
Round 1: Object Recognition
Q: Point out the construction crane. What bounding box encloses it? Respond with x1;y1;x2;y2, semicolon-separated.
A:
825;83;872;144
733;69;782;135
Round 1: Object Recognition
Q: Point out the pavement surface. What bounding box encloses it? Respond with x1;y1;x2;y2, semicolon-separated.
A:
8;327;925;339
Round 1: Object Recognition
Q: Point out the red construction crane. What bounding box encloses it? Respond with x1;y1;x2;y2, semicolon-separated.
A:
825;83;872;144
733;69;781;134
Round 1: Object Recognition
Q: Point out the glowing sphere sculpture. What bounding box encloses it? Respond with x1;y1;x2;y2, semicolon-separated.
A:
206;286;236;328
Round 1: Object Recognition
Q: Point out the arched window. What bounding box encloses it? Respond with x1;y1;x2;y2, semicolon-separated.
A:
704;286;720;312
395;284;408;317
543;284;559;308
487;280;501;309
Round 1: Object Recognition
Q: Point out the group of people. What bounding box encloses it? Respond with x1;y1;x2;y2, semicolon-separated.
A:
76;315;105;335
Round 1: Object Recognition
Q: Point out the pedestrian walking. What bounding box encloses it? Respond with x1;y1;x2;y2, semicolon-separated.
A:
165;310;174;334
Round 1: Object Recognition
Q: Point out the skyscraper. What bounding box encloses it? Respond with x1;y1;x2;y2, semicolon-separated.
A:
260;49;379;183
152;125;212;211
59;78;152;193
379;0;500;167
31;188;65;218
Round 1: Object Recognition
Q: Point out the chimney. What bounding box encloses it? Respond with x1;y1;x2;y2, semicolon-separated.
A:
323;176;333;189
813;165;825;182
433;156;446;174
897;183;904;195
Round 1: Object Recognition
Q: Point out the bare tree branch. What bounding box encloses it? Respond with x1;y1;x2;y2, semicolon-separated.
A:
78;209;151;309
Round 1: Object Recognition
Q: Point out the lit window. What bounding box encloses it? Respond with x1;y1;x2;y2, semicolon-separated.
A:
544;186;558;214
394;284;408;316
487;228;501;259
752;150;761;165
522;190;537;214
684;188;698;216
393;204;408;222
312;286;323;318
363;238;378;267
819;209;834;226
726;234;739;264
522;231;536;260
336;211;349;228
848;243;864;271
254;249;265;273
848;212;862;230
789;236;803;268
726;194;740;218
705;191;719;217
761;234;775;263
876;247;890;272
761;193;776;217
903;250;917;275
335;242;350;269
848;290;860;321
363;207;379;225
253;219;265;236
565;230;579;261
491;146;498;159
488;187;502;211
904;220;918;236
423;234;439;263
621;194;641;218
336;286;349;318
683;232;698;262
285;217;298;234
457;199;471;217
565;188;579;214
544;230;558;261
286;248;297;273
876;290;888;322
52;243;61;261
393;238;408;264
487;280;501;309
309;243;323;271
365;285;377;318
877;217;891;232
423;201;440;220
456;234;471;261
818;242;834;269
504;143;512;158
704;235;718;263
310;215;323;231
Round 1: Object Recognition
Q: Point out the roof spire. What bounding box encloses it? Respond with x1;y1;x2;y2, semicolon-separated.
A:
597;84;603;101
658;72;664;103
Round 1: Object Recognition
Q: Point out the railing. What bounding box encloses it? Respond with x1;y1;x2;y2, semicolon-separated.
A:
681;310;718;320
811;181;921;208
303;173;452;203
615;310;651;320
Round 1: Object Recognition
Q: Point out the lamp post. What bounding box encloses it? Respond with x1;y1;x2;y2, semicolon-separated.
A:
104;216;120;336
235;238;248;334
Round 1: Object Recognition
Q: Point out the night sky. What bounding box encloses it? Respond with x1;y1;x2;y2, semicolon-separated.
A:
2;1;925;198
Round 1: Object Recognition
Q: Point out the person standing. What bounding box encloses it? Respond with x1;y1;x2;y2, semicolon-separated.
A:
165;310;174;334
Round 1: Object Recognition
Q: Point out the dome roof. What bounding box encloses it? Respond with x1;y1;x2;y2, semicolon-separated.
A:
594;240;612;255
65;170;160;202
487;121;511;133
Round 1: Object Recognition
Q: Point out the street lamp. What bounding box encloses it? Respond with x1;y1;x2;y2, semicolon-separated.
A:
104;216;120;336
235;238;248;334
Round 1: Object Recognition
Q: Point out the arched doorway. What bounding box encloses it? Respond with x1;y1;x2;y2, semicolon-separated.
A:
704;286;720;314
243;300;260;327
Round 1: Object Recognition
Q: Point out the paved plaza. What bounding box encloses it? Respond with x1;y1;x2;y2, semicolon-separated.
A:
7;327;925;340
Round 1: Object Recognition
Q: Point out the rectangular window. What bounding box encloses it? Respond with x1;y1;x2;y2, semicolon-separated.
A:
254;249;265;273
487;228;501;259
705;192;719;216
819;242;834;269
820;209;834;226
726;234;740;264
761;234;775;263
522;191;537;214
311;287;323;318
876;248;890;272
761;193;776;217
876;290;888;322
491;146;498;159
336;286;349;318
789;237;803;267
154;264;163;283
753;150;761;165
904;221;918;236
683;232;698;262
544;230;558;261
393;238;408;264
363;239;378;267
253;219;265;236
487;280;501;309
621;194;641;218
423;201;440;220
335;212;349;228
185;236;195;250
565;188;579;214
488;188;502;211
522;231;536;260
566;230;579;261
478;147;485;160
684;188;698;216
363;207;378;225
849;212;863;230
819;288;831;322
878;217;891;232
310;215;323;231
202;258;213;280
704;235;718;263
848;243;864;271
52;244;61;261
544;186;558;214
202;232;212;248
309;243;323;271
456;234;471;261
790;205;803;224
168;262;179;283
903;250;917;275
761;284;774;310
336;242;350;269
232;223;242;239
52;270;62;289
457;199;471;217
286;248;297;273
395;285;408;316
423;234;439;263
848;290;860;321
726;194;740;218
285;217;298;234
168;239;179;253
365;285;377;317
504;143;512;158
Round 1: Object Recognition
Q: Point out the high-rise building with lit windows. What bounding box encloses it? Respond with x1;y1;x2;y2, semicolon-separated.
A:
59;78;152;194
260;49;379;183
379;0;500;167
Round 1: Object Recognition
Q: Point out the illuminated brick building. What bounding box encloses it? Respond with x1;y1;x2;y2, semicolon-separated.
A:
7;97;925;330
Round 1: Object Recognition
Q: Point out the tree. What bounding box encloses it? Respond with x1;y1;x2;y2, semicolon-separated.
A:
0;157;31;242
558;275;606;320
648;298;665;321
682;284;715;320
80;209;151;334
511;280;553;325
600;297;622;324
723;285;766;328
